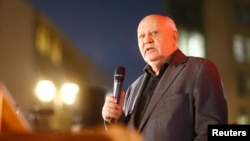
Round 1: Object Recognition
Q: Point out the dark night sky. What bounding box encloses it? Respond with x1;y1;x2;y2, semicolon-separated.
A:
27;0;165;89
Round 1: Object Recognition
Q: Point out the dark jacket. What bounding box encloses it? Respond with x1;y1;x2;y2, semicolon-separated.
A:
120;49;228;141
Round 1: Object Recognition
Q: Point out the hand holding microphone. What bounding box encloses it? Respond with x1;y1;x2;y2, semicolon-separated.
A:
102;66;126;124
110;66;125;123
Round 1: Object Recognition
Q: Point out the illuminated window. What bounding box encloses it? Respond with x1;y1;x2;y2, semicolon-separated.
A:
178;30;189;54
35;22;63;65
233;34;245;63
179;29;205;58
35;24;50;57
237;108;249;125
36;25;50;56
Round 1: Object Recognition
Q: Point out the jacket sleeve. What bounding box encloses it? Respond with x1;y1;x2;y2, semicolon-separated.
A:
193;60;228;141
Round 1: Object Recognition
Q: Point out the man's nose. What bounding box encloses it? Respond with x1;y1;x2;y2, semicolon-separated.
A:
143;35;153;43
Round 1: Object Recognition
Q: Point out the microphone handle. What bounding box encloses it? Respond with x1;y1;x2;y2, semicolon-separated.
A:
110;82;123;123
113;81;122;103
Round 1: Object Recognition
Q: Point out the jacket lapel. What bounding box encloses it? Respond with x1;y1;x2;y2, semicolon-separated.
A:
126;73;150;115
138;50;188;131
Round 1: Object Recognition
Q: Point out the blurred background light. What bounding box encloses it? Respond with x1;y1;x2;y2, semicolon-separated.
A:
35;80;56;102
60;83;79;105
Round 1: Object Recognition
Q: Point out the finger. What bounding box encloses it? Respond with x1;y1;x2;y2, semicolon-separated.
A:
105;95;117;103
102;100;119;120
107;105;121;120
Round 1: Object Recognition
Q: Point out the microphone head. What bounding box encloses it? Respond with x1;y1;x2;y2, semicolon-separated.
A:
114;66;126;82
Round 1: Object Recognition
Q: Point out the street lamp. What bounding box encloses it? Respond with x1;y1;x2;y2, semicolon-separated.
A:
35;80;79;105
35;80;56;102
33;80;80;131
60;83;79;105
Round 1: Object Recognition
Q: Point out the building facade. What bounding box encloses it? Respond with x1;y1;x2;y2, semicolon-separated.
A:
0;0;112;131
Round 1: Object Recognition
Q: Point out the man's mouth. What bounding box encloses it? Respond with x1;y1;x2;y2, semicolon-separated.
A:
145;47;154;53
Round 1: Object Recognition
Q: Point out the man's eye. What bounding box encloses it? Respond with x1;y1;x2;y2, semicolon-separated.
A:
138;34;145;39
152;31;158;35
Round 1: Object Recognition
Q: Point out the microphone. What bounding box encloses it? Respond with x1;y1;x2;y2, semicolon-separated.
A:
113;66;126;103
110;66;125;123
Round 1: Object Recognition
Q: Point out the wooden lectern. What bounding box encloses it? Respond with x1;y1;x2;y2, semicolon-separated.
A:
0;82;32;134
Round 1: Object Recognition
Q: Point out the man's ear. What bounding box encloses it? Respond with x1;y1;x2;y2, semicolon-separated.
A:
173;31;178;42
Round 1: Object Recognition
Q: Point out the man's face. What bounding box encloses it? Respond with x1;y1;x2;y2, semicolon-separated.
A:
137;16;176;65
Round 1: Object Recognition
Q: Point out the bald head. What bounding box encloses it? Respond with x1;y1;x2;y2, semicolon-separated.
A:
136;14;179;74
138;14;177;33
